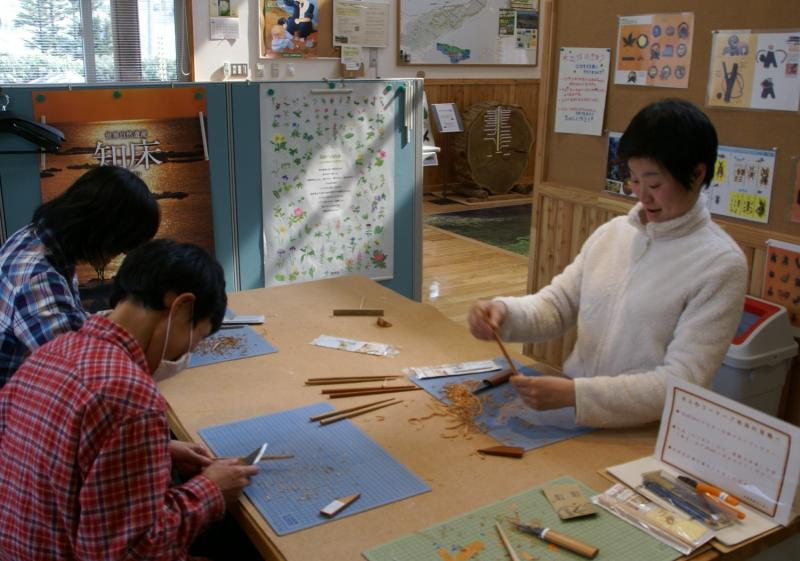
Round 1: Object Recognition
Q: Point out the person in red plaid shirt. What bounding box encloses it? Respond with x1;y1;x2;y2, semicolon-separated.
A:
0;239;259;560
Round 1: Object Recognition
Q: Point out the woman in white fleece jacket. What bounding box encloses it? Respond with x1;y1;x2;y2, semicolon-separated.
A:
469;99;748;428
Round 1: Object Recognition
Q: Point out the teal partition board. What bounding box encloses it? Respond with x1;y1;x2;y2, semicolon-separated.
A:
0;83;237;290
0;80;422;301
229;80;422;300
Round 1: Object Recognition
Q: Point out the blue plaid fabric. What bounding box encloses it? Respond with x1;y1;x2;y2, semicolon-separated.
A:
0;223;86;386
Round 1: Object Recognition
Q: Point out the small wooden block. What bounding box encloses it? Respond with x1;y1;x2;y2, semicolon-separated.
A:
333;309;384;316
320;493;361;517
477;446;525;458
376;316;392;327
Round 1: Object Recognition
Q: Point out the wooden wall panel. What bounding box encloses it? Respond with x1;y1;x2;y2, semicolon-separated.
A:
421;79;539;194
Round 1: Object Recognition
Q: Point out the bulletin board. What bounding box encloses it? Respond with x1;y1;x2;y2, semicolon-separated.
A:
537;0;800;238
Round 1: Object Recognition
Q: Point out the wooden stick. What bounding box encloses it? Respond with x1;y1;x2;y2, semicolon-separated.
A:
322;384;416;394
258;454;295;461
309;398;396;422
495;523;523;561
319;399;403;425
332;309;384;316
492;332;521;377
328;386;423;399
483;309;521;377
320;493;360;517
305;376;400;385
309;374;400;382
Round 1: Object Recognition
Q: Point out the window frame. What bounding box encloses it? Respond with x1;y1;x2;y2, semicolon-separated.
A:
1;0;194;85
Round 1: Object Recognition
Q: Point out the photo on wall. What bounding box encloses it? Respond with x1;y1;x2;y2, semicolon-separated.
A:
260;0;320;59
603;131;634;197
32;88;214;304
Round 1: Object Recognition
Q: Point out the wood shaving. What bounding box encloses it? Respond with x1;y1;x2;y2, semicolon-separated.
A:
193;334;247;357
408;381;487;440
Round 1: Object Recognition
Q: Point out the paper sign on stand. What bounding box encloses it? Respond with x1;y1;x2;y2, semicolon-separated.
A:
607;377;800;547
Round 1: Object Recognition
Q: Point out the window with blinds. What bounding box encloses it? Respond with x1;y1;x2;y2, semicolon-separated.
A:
0;0;190;84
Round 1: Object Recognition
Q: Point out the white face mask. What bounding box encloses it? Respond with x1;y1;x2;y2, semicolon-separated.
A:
153;304;193;383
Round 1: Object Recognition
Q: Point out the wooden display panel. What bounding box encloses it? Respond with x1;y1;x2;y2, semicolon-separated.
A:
422;79;540;194
537;0;800;237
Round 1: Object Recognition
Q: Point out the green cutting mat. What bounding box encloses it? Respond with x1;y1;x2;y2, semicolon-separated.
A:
362;476;680;561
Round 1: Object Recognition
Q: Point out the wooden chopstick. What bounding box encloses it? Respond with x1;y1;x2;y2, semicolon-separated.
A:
321;384;416;394
309;398;395;422
306;375;401;381
306;374;400;386
328;386;422;399
332;309;385;316
493;331;521;377
319;399;403;426
484;310;521;377
495;523;523;561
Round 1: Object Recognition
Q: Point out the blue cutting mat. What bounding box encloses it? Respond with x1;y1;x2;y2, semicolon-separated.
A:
198;403;431;535
189;310;277;368
412;357;593;451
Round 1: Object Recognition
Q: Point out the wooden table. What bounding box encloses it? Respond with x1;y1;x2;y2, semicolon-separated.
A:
158;275;795;561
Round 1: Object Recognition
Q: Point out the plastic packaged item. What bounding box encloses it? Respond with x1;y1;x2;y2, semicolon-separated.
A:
593;484;714;555
311;335;400;357
403;360;501;379
641;471;736;530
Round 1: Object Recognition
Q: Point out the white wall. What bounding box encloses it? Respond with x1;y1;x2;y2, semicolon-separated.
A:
191;0;543;81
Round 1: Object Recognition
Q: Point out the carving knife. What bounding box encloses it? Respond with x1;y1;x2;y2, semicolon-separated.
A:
471;368;514;395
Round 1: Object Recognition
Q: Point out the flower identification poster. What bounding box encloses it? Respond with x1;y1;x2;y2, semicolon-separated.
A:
260;82;395;286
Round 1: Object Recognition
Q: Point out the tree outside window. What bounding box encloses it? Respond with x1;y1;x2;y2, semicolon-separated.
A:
0;0;184;84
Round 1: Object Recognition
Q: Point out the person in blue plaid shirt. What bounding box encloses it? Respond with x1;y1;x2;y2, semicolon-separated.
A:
0;166;160;386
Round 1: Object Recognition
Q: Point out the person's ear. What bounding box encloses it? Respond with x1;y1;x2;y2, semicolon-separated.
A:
692;163;707;190
164;292;196;318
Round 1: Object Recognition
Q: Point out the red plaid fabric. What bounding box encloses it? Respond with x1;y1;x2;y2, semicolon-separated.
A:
0;315;224;560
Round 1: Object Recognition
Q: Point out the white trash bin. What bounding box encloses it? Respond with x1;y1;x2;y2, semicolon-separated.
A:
712;296;798;416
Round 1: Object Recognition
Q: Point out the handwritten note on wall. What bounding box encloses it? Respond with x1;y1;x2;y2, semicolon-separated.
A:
554;47;611;136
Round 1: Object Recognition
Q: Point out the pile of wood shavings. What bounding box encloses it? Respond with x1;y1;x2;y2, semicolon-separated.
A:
408;381;487;439
193;334;246;357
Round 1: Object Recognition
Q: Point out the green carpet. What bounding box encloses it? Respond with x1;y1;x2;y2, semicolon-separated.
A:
425;204;531;256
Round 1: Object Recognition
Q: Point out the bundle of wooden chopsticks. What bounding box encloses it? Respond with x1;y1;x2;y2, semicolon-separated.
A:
305;374;422;399
309;398;404;426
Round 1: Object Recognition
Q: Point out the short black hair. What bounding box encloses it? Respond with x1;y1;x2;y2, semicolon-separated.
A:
617;98;718;191
33;166;160;265
110;239;227;334
277;17;287;25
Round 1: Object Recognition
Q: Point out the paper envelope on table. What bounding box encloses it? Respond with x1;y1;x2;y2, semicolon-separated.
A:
606;376;800;547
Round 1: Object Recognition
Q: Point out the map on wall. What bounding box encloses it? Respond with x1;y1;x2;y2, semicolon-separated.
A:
260;82;395;287
399;0;538;65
